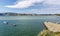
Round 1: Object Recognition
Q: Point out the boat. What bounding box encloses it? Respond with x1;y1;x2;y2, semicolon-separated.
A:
44;22;60;32
3;21;8;24
13;24;16;27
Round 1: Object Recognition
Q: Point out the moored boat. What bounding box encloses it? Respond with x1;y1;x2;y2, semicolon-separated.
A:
3;21;8;24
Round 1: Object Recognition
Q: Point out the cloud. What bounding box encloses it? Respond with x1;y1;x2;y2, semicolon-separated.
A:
27;7;60;14
44;0;60;5
5;0;60;8
5;0;44;8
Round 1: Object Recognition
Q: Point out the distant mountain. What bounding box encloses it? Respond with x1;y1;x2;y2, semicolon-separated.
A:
0;12;57;16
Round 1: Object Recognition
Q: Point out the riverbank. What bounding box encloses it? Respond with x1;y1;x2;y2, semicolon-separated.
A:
37;29;60;36
44;22;60;32
37;22;60;36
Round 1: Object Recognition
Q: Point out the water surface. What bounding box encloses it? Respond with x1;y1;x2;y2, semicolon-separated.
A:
0;16;60;36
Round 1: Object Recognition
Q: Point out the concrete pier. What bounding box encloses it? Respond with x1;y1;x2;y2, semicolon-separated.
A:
44;22;60;32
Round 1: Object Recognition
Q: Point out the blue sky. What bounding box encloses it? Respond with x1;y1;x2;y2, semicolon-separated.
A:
0;0;60;14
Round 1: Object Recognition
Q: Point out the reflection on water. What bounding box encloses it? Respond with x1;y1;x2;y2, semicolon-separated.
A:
0;16;60;36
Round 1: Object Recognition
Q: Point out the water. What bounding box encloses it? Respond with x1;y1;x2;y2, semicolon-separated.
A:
0;16;60;36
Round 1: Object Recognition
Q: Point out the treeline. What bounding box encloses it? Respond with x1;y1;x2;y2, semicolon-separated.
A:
0;12;58;16
55;14;60;16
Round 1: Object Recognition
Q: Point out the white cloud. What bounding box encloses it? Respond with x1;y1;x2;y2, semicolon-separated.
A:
5;0;60;8
5;0;44;8
28;8;60;14
44;0;60;5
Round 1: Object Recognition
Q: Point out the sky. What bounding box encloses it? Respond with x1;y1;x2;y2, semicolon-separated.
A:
0;0;60;14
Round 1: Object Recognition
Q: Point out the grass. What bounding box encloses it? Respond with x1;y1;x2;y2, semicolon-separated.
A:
37;29;60;36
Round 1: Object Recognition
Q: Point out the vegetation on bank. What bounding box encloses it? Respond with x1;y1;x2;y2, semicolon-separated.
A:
38;29;60;36
55;14;60;16
0;13;60;16
0;13;56;16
